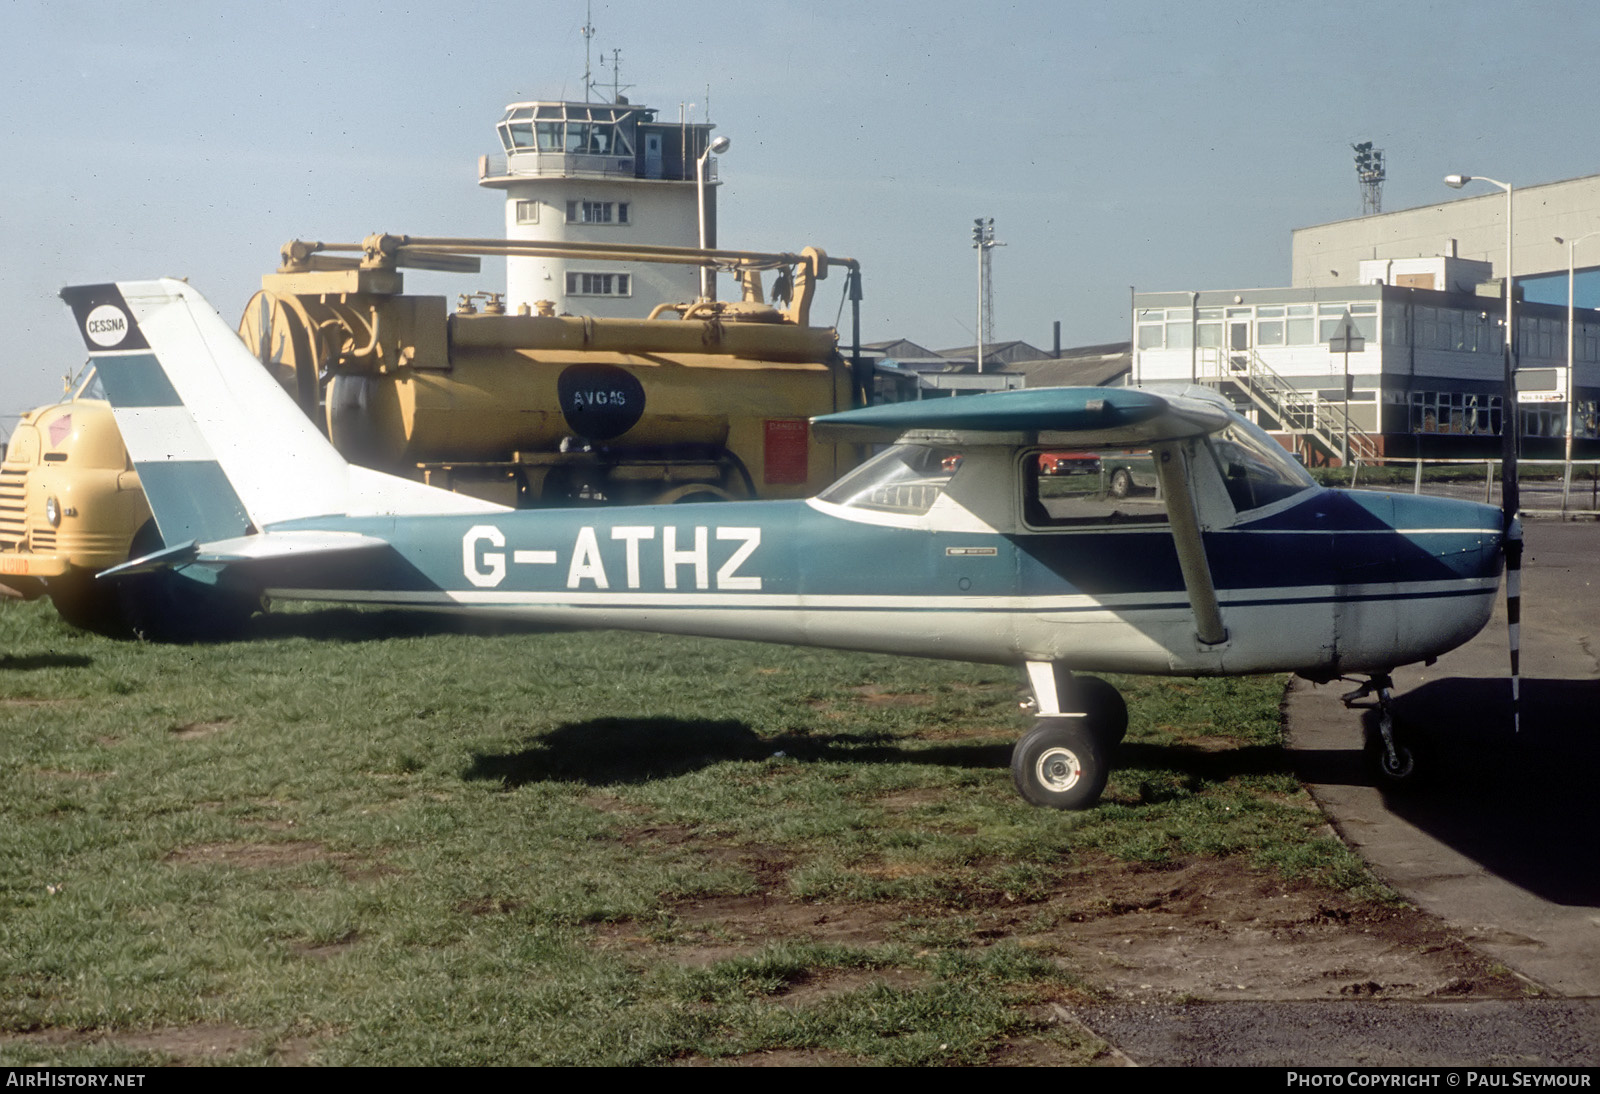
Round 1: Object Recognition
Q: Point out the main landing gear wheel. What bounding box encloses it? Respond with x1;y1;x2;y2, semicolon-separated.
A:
1108;468;1133;499
1011;718;1109;810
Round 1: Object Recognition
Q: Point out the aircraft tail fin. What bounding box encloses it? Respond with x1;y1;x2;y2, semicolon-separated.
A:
60;279;502;548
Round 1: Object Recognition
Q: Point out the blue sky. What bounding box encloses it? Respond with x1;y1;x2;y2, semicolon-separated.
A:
4;0;1599;420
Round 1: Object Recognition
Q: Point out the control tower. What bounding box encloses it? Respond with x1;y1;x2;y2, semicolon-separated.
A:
478;98;722;317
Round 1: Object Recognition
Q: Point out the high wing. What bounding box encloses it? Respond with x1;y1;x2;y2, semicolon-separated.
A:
811;385;1232;446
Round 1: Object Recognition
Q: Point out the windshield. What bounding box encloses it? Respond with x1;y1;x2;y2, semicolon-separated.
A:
1206;417;1315;512
70;364;104;402
818;442;959;515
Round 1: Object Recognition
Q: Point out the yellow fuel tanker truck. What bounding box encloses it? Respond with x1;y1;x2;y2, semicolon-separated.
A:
0;235;868;635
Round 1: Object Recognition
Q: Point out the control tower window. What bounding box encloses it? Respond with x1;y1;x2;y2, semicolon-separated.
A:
566;201;630;225
498;104;638;159
567;272;633;297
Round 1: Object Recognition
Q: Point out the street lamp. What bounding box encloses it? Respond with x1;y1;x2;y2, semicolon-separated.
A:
696;134;731;299
1444;173;1517;520
1554;232;1599;510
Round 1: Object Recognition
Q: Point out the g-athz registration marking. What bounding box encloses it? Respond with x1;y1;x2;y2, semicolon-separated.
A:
463;524;762;591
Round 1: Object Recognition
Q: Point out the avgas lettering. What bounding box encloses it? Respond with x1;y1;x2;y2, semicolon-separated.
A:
570;389;634;409
462;524;761;592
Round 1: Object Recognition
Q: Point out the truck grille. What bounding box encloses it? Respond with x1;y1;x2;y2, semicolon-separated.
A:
0;468;26;546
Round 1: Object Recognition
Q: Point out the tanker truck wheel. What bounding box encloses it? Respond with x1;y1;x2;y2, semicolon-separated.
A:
47;575;128;637
115;523;258;643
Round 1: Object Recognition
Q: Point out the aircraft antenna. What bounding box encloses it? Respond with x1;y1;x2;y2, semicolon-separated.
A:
1353;141;1385;215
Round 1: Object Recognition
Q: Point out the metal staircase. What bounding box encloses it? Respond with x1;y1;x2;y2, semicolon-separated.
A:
1198;348;1378;464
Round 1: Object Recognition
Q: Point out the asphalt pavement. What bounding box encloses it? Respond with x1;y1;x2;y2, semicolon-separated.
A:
1285;517;1600;998
1069;518;1600;1066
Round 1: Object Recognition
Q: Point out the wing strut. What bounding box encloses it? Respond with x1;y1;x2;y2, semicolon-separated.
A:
1152;442;1228;647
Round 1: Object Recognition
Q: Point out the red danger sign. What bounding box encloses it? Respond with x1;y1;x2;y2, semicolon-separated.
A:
763;419;809;485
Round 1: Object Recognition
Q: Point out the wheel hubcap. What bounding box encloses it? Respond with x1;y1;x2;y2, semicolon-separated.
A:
1035;746;1082;792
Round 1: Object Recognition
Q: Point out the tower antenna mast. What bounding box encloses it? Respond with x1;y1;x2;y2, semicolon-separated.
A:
581;1;597;102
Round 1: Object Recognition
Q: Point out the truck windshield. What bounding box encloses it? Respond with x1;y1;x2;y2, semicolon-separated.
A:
70;365;104;402
817;442;960;515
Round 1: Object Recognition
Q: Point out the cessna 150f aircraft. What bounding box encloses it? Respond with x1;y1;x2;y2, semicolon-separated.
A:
59;279;1512;809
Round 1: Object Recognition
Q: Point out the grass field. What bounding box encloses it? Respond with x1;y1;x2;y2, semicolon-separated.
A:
0;597;1384;1065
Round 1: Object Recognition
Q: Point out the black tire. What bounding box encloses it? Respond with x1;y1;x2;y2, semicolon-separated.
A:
116;523;257;643
1108;468;1133;499
47;576;129;637
1011;717;1109;810
1073;675;1129;745
1365;727;1421;787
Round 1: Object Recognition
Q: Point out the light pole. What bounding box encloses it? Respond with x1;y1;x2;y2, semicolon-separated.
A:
696;134;730;300
971;218;1000;373
1553;231;1599;510
1444;174;1517;521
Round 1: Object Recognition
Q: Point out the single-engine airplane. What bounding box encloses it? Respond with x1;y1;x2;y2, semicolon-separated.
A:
60;279;1512;809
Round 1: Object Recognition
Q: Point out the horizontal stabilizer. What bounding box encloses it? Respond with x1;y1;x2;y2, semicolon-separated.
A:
96;530;393;582
97;540;201;579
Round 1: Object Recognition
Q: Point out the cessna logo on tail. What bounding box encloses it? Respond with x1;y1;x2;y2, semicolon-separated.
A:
59;284;151;352
85;305;131;347
463;524;762;591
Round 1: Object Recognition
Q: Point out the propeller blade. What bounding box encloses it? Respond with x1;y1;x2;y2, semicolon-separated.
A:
1505;516;1522;734
1502;331;1521;734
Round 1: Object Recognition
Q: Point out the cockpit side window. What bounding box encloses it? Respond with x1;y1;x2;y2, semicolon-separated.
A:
1022;447;1169;527
818;442;960;515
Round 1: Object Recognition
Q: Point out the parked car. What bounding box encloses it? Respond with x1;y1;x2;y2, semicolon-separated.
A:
1101;451;1160;498
1037;451;1102;476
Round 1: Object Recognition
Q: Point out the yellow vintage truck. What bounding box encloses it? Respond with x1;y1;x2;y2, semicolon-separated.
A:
0;375;153;631
0;235;866;635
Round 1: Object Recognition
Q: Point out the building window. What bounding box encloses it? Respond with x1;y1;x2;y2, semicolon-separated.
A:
1410;391;1501;436
566;272;632;297
1286;305;1315;345
566;200;631;225
514;200;540;225
1255;306;1285;347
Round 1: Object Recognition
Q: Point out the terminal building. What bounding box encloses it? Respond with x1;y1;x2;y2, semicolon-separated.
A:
1133;174;1600;463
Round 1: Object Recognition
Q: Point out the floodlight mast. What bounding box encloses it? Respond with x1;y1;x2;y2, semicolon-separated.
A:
972;217;1002;373
1353;142;1386;215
